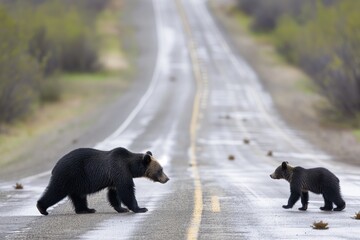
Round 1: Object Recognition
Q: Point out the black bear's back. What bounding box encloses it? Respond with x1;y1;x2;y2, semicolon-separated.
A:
51;148;113;194
52;148;104;173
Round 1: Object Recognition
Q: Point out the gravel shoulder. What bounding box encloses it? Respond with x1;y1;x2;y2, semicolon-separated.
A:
209;0;360;166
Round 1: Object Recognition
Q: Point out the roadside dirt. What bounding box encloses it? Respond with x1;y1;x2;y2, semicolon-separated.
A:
0;74;130;180
209;0;360;166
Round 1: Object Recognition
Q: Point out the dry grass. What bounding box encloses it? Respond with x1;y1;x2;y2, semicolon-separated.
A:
228;155;235;161
267;150;273;157
311;221;329;230
14;183;23;190
243;138;250;144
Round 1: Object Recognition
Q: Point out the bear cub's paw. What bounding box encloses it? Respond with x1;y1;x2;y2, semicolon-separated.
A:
133;207;148;213
333;204;346;211
298;206;307;211
282;205;292;209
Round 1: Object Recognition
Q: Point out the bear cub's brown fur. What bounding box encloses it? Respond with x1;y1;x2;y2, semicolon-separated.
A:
270;162;345;211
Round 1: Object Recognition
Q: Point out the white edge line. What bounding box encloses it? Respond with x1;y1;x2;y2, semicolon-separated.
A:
99;0;163;142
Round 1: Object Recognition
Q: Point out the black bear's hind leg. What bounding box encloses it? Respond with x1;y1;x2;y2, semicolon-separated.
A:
37;201;49;216
37;186;67;215
69;194;96;214
107;188;129;213
320;196;333;211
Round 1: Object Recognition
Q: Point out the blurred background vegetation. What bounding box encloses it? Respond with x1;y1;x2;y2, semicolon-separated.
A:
0;0;110;124
236;0;360;120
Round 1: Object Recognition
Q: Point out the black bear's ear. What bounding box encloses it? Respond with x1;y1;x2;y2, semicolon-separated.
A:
282;161;288;170
143;154;152;165
146;151;152;156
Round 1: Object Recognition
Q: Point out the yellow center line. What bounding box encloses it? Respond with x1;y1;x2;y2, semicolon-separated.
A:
175;0;204;239
211;196;221;213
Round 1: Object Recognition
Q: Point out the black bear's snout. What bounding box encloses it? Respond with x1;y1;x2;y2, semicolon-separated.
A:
159;174;169;184
270;173;277;179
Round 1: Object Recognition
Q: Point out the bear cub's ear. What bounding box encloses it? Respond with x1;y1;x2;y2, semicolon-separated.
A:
146;151;153;156
143;153;152;165
281;161;288;170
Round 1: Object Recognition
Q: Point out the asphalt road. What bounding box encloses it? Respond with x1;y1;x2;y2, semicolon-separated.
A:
1;0;360;239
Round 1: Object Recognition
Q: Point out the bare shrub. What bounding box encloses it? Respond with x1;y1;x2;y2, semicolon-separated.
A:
251;0;290;32
274;0;360;118
236;0;260;15
60;35;100;72
0;7;41;123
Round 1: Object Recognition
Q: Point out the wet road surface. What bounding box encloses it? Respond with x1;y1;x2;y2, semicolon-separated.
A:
1;0;360;239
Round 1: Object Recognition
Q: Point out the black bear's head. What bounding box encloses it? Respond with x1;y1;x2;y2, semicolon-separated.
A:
143;151;169;184
270;161;293;182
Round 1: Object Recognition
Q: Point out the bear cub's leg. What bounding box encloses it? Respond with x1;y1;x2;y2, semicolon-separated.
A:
333;202;346;211
320;196;333;211
107;188;129;213
69;194;96;214
333;195;346;211
298;191;309;211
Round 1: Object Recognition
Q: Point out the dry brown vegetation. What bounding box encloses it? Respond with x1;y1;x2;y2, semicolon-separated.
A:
14;183;23;190
352;212;360;220
311;220;329;230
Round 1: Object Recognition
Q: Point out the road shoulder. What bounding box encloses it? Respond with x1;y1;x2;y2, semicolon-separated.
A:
208;0;360;166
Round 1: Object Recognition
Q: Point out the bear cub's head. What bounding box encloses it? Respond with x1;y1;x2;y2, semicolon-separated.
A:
270;161;293;182
143;151;169;184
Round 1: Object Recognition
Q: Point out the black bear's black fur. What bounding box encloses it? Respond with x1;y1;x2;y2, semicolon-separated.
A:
37;147;169;215
270;162;345;211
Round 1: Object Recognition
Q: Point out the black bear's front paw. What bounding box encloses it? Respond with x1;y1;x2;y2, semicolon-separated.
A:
114;206;129;213
320;206;333;211
133;207;148;213
282;205;292;209
76;208;96;214
298;206;307;211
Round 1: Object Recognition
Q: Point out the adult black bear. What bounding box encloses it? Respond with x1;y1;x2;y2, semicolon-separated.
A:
270;162;345;211
37;147;169;215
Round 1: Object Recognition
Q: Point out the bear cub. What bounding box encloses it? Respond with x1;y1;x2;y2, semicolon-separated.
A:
270;162;345;211
37;147;169;215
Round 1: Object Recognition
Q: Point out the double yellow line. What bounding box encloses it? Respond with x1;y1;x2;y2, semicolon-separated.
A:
175;0;204;239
